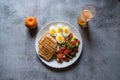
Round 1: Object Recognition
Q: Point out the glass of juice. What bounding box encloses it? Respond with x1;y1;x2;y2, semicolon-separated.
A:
78;4;96;27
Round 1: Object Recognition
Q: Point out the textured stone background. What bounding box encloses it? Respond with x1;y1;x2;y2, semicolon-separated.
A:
0;0;120;80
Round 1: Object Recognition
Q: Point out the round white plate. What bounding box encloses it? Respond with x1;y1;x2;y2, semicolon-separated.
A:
35;21;83;68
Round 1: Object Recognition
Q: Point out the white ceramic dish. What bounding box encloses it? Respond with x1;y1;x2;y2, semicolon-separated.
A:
35;21;83;68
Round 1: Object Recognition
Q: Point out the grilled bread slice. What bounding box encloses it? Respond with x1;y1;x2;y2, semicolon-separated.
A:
38;32;57;61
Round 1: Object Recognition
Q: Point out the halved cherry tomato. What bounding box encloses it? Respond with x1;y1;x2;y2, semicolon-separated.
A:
57;53;63;59
60;47;66;51
64;50;71;55
77;40;80;44
66;50;71;54
69;33;73;38
71;40;76;45
63;57;69;62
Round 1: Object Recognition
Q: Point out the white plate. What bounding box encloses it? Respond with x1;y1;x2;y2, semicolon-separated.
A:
35;21;83;68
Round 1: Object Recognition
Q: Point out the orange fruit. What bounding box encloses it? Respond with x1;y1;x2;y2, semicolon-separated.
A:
25;16;37;29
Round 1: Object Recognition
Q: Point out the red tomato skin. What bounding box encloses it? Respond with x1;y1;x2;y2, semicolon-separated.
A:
71;40;76;45
64;50;71;55
69;33;73;38
77;40;80;44
57;53;63;59
60;47;66;51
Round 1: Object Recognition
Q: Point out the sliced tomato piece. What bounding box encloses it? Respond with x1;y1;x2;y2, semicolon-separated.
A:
57;53;63;59
63;57;70;62
77;40;80;44
60;47;66;51
64;51;68;55
66;50;71;54
64;50;71;55
71;40;76;45
69;33;73;38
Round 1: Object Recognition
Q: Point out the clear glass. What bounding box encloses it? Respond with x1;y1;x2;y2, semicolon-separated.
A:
78;4;96;26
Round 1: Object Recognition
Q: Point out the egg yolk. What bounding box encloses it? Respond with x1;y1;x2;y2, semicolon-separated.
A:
58;36;63;41
57;27;62;33
50;29;56;35
64;28;69;34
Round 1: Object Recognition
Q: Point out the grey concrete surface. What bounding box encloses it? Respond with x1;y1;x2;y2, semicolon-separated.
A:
0;0;120;80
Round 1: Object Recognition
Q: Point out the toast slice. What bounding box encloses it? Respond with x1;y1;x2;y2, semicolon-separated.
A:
38;32;57;61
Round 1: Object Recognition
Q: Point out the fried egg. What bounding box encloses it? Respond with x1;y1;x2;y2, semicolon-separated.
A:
56;24;63;33
49;26;57;36
56;33;64;43
63;26;70;37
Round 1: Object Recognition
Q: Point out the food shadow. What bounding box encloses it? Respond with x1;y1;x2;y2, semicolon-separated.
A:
78;23;91;45
28;27;38;38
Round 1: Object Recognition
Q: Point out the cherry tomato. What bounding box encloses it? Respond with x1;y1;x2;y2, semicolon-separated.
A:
64;50;71;55
71;40;76;45
63;57;69;62
57;53;63;59
60;47;66;51
77;40;80;44
69;33;73;38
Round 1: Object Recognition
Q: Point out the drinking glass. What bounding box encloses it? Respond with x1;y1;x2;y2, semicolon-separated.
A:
78;4;96;27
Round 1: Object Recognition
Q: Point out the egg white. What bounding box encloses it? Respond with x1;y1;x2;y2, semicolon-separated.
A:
56;33;64;43
49;26;57;36
63;26;70;37
63;32;69;37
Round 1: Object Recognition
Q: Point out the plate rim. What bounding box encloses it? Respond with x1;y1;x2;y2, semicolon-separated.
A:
35;21;83;68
